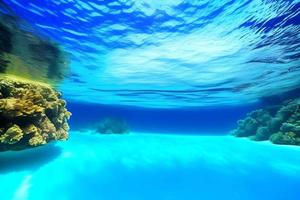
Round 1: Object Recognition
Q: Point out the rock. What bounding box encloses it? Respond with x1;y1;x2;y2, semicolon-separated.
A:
269;132;300;146
0;75;71;151
0;15;69;83
267;117;283;133
96;117;129;134
0;124;23;144
253;126;270;141
231;118;259;137
231;98;300;146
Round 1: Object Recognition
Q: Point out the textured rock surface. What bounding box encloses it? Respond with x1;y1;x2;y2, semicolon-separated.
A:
231;98;300;146
0;75;71;151
0;15;68;83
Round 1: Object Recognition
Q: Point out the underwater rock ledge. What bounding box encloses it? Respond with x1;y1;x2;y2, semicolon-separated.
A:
231;98;300;146
0;75;71;151
0;15;69;83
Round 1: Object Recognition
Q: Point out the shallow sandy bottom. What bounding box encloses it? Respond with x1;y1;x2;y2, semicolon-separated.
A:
1;131;300;200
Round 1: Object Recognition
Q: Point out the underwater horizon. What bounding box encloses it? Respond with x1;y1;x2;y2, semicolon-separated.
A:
0;0;300;200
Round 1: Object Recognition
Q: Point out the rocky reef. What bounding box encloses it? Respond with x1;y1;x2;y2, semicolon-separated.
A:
0;75;71;151
231;98;300;146
96;117;129;134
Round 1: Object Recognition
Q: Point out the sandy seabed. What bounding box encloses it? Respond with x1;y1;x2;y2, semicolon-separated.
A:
1;131;300;200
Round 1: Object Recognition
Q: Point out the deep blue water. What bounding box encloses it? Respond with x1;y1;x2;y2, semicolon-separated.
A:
1;1;300;200
67;101;259;134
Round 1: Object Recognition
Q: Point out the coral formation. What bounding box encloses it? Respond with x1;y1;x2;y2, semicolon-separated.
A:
96;117;129;134
231;99;300;146
0;75;71;151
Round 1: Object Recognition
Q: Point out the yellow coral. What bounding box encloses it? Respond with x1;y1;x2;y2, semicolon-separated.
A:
29;134;46;146
0;75;71;151
0;124;23;144
23;124;39;135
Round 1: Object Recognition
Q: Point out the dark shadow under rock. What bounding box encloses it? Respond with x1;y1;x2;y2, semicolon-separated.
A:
0;143;62;174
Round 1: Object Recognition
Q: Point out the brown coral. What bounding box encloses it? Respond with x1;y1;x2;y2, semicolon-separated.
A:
0;75;71;151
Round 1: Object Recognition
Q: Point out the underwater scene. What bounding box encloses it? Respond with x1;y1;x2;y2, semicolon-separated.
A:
0;0;300;199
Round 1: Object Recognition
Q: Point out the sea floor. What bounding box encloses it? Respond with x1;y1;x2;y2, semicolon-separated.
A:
1;131;300;200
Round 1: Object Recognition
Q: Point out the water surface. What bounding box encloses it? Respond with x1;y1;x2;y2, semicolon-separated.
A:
2;0;300;107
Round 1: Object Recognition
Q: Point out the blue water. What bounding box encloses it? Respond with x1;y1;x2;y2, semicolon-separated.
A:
67;101;260;134
2;0;300;107
1;1;300;200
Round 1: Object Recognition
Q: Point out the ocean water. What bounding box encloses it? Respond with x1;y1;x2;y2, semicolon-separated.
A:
2;0;300;108
1;0;300;200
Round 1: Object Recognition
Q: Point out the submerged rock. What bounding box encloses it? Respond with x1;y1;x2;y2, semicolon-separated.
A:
0;75;71;151
0;14;69;83
231;98;300;146
96;117;129;134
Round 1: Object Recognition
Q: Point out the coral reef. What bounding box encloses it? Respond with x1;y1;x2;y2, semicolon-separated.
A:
231;98;300;146
0;75;71;151
0;14;68;83
96;117;129;134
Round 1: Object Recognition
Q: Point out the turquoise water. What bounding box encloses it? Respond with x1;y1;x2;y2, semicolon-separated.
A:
1;132;300;200
1;1;300;199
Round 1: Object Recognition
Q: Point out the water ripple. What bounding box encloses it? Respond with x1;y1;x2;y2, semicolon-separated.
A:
2;0;300;107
